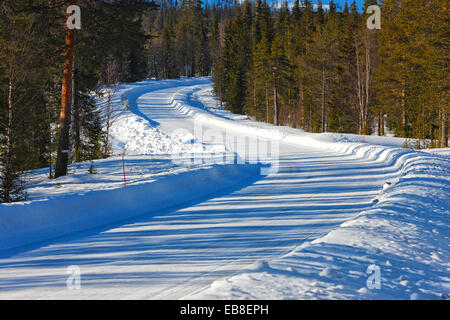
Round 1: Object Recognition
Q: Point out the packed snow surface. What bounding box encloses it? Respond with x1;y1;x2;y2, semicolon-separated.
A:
0;77;448;300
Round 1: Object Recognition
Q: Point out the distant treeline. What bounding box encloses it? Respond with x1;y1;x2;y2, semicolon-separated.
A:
147;0;448;149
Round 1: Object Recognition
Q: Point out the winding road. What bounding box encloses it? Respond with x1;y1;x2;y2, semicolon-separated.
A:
0;79;399;299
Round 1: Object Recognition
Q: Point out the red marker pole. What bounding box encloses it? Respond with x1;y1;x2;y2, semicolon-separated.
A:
122;152;127;187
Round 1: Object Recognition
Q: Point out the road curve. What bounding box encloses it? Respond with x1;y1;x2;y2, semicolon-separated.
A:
0;80;399;299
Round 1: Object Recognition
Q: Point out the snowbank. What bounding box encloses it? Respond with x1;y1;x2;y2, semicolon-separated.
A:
173;82;450;300
187;149;449;300
97;78;216;156
190;85;408;148
0;162;261;252
109;115;224;155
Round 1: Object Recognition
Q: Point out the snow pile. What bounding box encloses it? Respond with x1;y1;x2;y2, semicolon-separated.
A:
96;78;223;156
189;86;247;122
187;150;450;300
109;114;224;155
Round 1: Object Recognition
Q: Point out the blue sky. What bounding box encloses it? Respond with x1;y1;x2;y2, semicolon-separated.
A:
206;0;369;12
237;1;369;11
315;0;366;10
283;0;368;11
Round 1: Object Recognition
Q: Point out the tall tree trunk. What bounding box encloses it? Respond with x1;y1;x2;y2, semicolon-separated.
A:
73;75;81;162
104;87;112;156
363;39;371;135
401;85;407;137
273;72;278;126
253;77;256;111
217;84;222;107
309;104;312;132
355;37;370;135
441;109;448;147
378;111;384;136
55;2;76;178
4;79;14;201
265;81;269;123
299;81;304;128
321;65;326;132
7;79;13;162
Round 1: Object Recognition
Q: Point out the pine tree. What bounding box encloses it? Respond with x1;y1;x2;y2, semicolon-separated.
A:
374;0;411;139
161;8;178;78
270;35;295;126
305;16;339;132
0;0;49;201
54;0;77;178
328;3;359;133
219;2;253;114
374;0;448;146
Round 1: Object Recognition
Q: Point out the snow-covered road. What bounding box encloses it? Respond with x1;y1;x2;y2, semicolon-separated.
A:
0;79;447;299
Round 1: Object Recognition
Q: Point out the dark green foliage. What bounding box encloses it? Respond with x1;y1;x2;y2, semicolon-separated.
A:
0;0;158;202
212;0;447;147
0;157;27;203
88;162;97;175
374;0;448;147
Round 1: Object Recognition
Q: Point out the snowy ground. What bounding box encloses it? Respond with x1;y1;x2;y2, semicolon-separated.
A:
0;78;448;300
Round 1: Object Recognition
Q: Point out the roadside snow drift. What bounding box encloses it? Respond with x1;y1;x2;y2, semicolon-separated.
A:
0;160;261;252
187;148;450;300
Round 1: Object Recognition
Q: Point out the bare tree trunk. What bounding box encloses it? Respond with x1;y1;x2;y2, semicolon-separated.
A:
321;65;326;132
102;55;119;157
441;110;448;147
401;85;407;137
364;38;371;135
265;81;269;123
356;40;362;133
378;111;384;136
253;77;256;111
104;88;111;156
299;81;304;128
355;34;372;136
273;71;278;126
288;88;292;127
4;79;14;201
7;79;13;161
73;75;81;162
49;149;53;178
55;1;76;178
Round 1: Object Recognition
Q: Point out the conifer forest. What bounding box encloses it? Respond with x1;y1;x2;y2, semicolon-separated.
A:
0;0;448;202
